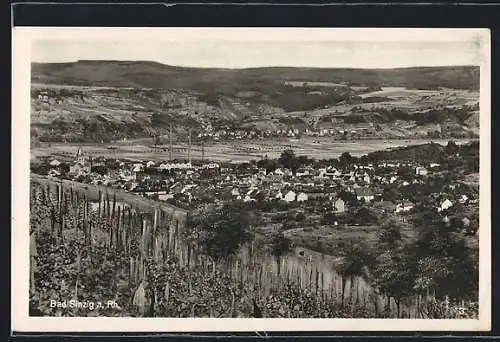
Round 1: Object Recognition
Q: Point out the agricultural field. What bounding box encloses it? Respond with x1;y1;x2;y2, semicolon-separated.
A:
31;137;474;164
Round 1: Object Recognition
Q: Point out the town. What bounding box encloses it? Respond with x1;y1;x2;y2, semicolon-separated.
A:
32;139;479;246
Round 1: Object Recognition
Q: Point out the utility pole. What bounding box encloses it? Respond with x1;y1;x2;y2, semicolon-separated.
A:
188;128;192;165
201;140;205;162
169;124;173;162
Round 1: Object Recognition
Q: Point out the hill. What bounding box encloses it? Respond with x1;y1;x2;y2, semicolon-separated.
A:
32;61;479;92
30;61;480;143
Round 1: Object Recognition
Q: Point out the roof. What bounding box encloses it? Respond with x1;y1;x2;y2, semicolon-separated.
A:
354;187;374;196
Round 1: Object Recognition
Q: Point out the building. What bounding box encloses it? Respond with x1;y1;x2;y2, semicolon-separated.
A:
462;217;471;227
69;147;92;176
49;159;61;167
355;187;375;203
297;192;308;202
395;201;415;214
284;190;296;202
415;167;428;176
438;199;453;212
333;198;345;213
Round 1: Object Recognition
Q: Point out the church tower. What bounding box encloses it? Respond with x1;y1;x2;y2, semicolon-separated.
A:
76;146;85;164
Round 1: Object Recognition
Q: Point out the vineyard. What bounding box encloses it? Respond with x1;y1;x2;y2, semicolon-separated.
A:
29;178;477;318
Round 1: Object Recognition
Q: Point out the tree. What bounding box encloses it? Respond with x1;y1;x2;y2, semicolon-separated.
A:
321;211;338;225
91;165;109;176
279;149;299;172
188;204;253;263
338;190;357;204
445;140;459;156
339;152;354;168
353;207;378;225
338;242;374;306
410;213;478;300
397;165;413;179
378;219;403;250
257;157;279;174
295;212;306;222
382;187;400;202
372;249;416;317
269;232;292;275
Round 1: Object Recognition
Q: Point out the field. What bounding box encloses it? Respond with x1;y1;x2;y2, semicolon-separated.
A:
31;137;474;163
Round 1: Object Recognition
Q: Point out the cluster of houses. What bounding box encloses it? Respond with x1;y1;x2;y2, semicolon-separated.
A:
197;125;383;142
41;148;478;226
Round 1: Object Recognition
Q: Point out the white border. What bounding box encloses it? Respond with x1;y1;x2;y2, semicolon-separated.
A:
12;27;491;332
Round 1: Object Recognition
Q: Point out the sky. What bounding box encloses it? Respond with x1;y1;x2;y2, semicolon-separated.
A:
31;40;481;69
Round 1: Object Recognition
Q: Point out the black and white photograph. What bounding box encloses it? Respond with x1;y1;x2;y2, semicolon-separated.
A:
12;28;491;332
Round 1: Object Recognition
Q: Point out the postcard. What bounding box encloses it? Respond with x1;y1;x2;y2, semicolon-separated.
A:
12;27;491;332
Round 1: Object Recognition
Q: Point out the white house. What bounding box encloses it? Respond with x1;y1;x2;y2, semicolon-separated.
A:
48;169;61;177
459;194;469;204
275;191;283;200
462;217;471;227
158;193;174;201
415;167;428;176
296;170;310;177
146;161;156;168
231;188;240;197
333;198;345;213
438;199;453;212
395;201;415;214
297;192;308;202
49;159;61;167
284;191;296;202
202;163;220;169
274;168;284;176
244;195;255;202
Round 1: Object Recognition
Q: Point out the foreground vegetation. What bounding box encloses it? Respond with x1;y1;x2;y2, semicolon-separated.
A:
30;172;478;318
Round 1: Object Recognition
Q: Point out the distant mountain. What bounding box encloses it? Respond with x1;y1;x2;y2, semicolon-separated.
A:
32;60;480;92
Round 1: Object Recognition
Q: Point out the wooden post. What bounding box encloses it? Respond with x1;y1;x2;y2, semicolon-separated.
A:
315;269;319;296
106;192;110;220
82;196;88;245
74;196;79;233
98;190;102;218
111;193;117;220
117;206;122;251
309;267;313;292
